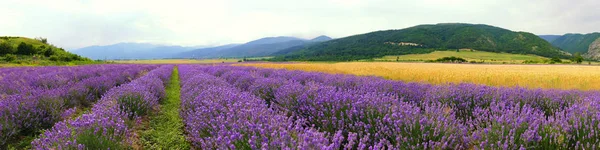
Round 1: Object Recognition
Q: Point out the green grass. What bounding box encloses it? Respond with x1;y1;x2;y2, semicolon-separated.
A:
140;66;190;149
375;49;550;63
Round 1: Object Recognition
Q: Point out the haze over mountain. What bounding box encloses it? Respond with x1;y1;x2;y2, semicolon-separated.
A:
177;35;331;58
274;23;570;61
72;43;204;60
539;35;562;43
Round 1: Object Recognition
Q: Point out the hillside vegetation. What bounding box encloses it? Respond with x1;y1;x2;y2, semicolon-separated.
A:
550;33;600;54
0;36;89;64
274;23;571;61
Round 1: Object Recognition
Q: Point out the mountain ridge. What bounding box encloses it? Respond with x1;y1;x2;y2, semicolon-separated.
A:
274;23;571;61
177;35;332;58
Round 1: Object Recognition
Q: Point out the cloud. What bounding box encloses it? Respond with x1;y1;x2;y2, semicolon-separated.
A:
0;0;598;49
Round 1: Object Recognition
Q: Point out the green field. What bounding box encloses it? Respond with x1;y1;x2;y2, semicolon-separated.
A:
374;50;551;63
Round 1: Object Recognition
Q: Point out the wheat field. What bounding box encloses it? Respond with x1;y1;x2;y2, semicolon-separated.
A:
237;62;600;90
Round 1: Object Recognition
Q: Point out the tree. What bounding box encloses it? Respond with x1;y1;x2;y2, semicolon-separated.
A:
16;42;35;55
35;37;48;44
43;48;54;57
550;57;562;64
572;52;584;64
0;42;15;55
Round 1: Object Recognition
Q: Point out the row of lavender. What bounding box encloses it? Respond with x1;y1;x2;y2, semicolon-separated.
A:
0;65;159;147
0;65;147;96
182;65;600;149
31;65;173;149
179;65;343;149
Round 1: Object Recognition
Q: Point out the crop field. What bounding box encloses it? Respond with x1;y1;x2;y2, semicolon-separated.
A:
239;62;600;90
2;64;600;149
375;50;550;63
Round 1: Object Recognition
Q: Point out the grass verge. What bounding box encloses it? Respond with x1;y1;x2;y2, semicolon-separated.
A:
140;66;190;149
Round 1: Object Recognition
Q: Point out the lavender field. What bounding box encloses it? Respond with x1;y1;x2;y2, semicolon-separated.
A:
1;64;600;149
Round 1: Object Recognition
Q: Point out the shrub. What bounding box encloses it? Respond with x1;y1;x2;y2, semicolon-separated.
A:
3;54;17;62
550;57;562;64
435;56;467;63
117;93;152;119
0;42;15;55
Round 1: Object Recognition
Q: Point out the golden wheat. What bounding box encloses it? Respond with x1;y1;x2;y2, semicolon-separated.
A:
237;62;600;91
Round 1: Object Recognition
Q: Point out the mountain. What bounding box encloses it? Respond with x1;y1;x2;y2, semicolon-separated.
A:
244;36;303;45
274;23;571;61
539;35;561;43
72;43;201;60
310;35;333;42
0;36;89;62
586;38;600;60
177;36;331;58
550;33;600;54
175;44;240;58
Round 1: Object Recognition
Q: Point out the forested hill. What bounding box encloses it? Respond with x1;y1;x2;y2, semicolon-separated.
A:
0;36;89;62
550;33;600;54
274;23;571;61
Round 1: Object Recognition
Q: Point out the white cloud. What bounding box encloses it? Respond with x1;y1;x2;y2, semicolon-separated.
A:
0;0;598;50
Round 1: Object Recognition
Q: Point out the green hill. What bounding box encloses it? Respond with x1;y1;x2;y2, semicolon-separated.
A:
0;36;89;63
550;33;600;54
274;23;571;61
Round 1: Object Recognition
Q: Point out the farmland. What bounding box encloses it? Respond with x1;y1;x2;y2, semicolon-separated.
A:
113;58;242;64
374;50;550;63
1;63;599;149
239;62;600;90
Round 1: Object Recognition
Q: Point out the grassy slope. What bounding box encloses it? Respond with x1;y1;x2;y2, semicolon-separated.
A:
0;37;76;57
140;66;190;149
375;50;549;63
1;37;47;47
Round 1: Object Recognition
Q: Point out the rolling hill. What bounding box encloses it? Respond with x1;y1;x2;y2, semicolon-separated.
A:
274;23;571;61
0;36;89;62
177;35;332;58
549;33;600;54
72;43;204;60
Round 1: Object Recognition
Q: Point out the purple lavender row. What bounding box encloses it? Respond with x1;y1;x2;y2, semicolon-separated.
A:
0;65;160;147
0;65;157;96
196;66;463;149
196;65;600;149
31;65;173;149
178;65;345;149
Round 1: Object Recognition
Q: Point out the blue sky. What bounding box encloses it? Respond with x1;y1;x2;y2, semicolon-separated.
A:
1;0;598;50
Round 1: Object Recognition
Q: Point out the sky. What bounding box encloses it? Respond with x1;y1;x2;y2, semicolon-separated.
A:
1;0;599;50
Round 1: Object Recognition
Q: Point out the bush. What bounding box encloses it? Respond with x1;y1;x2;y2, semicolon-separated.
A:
16;42;35;55
43;48;54;57
48;55;59;61
550;57;562;64
434;56;467;63
3;54;17;62
0;42;15;55
523;60;540;64
117;93;151;119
